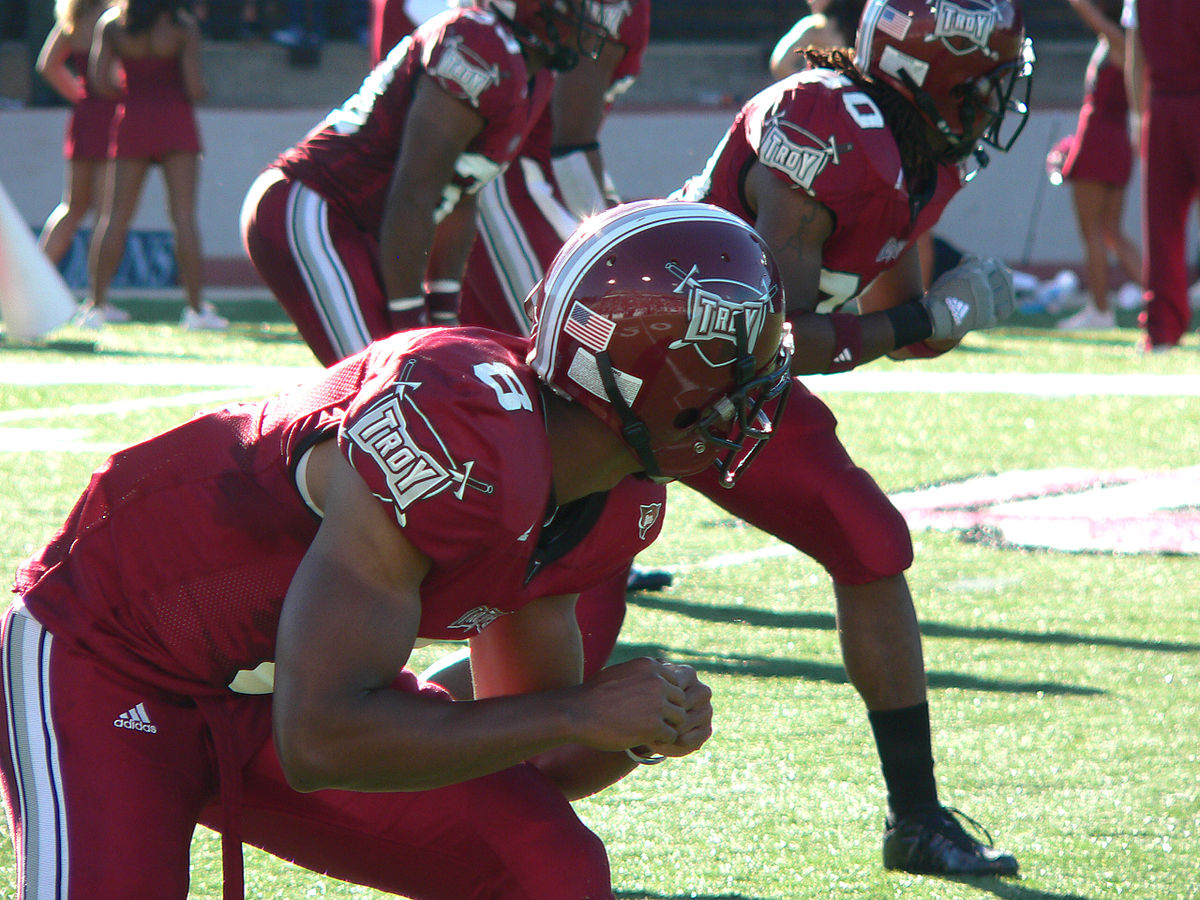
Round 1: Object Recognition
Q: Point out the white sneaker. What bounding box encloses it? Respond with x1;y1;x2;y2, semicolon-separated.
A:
181;303;229;331
72;303;131;328
1056;305;1115;330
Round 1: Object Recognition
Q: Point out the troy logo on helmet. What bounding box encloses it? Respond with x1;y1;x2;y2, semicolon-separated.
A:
930;1;1000;57
666;262;772;366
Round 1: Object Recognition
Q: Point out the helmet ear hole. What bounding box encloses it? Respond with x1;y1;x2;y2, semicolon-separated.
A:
673;409;700;430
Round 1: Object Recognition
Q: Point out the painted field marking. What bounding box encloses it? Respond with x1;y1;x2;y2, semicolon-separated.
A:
3;362;1199;555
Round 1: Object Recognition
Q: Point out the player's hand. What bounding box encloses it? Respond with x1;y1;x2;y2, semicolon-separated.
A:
573;657;690;752
634;662;713;759
918;256;1015;341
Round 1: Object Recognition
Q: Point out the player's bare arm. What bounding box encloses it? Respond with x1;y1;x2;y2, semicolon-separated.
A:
274;440;690;793
855;247;954;359
471;593;709;799
379;76;485;307
746;163;908;375
423;191;478;324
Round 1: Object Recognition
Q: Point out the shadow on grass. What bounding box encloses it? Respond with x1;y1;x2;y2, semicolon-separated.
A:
940;876;1096;900
616;882;1095;900
628;594;1200;654
611;642;1102;696
0;337;99;354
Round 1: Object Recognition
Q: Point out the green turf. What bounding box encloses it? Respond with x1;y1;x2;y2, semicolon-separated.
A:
0;313;1197;899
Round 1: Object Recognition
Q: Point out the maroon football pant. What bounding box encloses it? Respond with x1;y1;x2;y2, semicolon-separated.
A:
241;168;391;366
1139;92;1200;347
0;606;614;900
574;381;914;668
459;158;579;337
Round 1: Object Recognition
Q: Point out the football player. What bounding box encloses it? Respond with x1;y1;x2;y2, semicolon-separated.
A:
598;0;1033;877
681;0;1033;875
458;0;672;598
240;0;617;366
456;0;650;335
0;201;793;900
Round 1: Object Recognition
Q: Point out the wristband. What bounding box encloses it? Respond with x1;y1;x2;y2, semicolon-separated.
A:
388;296;424;313
388;295;428;331
884;302;935;349
423;281;461;326
827;312;863;373
625;746;668;765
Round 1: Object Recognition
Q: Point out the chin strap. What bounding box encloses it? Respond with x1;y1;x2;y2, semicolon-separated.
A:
595;350;663;480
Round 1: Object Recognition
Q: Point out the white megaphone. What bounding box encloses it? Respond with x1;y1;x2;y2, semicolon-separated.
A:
0;177;78;341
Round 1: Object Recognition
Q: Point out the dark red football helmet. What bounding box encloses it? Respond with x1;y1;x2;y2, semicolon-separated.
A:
855;0;1035;162
480;0;612;70
528;200;794;486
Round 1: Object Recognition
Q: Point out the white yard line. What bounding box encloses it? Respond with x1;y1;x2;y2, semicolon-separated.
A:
801;370;1200;396
0;361;313;387
3;361;1199;394
0;389;276;424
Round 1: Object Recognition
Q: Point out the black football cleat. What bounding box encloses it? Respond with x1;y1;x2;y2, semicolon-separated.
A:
626;565;673;592
882;805;1018;877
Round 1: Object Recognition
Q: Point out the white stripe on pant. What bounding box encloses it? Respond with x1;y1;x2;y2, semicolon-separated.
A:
3;606;69;900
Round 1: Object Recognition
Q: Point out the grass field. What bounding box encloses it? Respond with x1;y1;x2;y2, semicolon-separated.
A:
0;305;1198;899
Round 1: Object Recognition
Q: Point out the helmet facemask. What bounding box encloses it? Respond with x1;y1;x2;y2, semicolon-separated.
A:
691;317;793;486
491;0;610;71
595;315;794;486
856;1;1036;168
938;36;1035;166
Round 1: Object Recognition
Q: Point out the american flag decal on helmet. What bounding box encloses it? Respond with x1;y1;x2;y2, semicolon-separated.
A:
877;5;911;40
564;300;616;352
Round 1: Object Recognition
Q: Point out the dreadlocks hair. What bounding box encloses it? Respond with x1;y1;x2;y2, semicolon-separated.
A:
801;46;941;216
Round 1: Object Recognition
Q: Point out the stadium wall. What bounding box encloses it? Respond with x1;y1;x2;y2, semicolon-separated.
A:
0;105;1189;289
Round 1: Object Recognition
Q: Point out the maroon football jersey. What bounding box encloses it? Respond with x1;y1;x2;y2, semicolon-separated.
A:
677;69;966;310
275;7;553;235
14;329;664;698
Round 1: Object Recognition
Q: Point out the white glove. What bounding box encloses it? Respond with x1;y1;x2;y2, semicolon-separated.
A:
918;256;1016;341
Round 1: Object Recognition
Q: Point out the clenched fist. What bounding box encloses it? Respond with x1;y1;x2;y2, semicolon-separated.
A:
919;256;1016;341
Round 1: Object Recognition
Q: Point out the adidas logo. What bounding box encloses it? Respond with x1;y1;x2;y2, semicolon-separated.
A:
113;702;158;734
833;347;853;364
947;296;969;325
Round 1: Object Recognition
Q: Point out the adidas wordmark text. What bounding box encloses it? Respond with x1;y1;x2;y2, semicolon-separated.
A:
114;702;158;734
